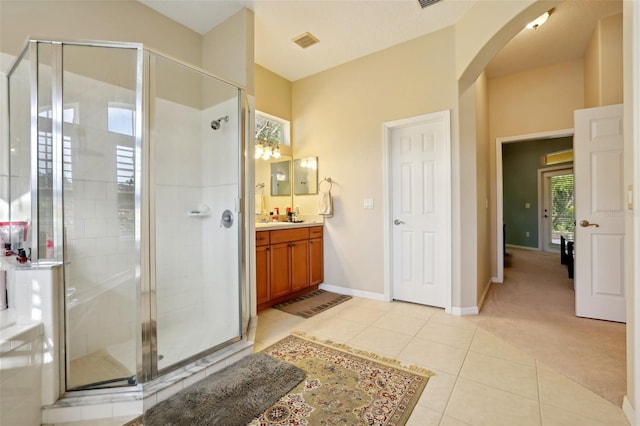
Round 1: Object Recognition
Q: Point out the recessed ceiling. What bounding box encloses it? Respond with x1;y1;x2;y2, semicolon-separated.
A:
139;0;623;82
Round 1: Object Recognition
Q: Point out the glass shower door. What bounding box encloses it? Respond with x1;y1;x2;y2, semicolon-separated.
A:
151;55;242;372
62;44;140;390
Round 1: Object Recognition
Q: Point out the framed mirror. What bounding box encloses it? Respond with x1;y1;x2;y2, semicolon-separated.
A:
293;157;318;195
270;160;291;196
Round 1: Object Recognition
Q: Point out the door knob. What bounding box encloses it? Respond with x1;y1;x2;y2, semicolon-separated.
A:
579;219;599;228
393;219;405;225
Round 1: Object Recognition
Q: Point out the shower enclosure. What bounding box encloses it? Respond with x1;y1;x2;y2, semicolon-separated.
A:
6;40;247;391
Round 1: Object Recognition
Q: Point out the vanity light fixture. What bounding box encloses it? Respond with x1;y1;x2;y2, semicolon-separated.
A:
255;140;281;160
526;8;554;30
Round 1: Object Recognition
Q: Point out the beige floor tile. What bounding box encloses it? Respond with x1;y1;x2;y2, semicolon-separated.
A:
398;337;468;375
469;329;535;366
429;311;478;331
257;307;297;322
301;315;368;342
371;312;427;336
460;351;538;400
406;404;442;425
253;316;298;346
540;403;623;426
416;321;476;350
445;377;541;426
352;297;395;312
348;325;413;358
416;368;457;412
439;415;474;426
537;363;629;425
334;304;388;325
389;301;442;320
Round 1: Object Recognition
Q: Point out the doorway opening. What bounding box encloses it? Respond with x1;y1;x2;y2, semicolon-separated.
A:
495;129;573;283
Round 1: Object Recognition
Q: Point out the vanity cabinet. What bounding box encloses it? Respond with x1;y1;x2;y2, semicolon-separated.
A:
256;226;323;311
255;231;271;305
309;226;324;286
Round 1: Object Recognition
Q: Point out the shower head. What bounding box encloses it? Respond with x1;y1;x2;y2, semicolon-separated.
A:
210;115;229;130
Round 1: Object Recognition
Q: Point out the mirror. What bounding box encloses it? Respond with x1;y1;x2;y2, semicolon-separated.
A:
270;160;291;196
293;157;318;195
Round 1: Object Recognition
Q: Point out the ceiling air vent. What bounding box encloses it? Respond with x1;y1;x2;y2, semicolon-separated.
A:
418;0;444;9
293;32;320;49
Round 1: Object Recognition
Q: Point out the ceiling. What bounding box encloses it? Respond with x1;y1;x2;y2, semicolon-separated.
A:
139;0;623;82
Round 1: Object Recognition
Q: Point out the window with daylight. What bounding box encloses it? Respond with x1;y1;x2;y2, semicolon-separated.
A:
108;104;135;136
255;111;290;161
551;173;575;244
117;145;135;236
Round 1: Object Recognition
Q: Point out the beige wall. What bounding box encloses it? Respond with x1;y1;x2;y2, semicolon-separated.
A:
202;8;254;95
255;65;292;121
0;0;202;66
292;27;457;295
584;13;623;108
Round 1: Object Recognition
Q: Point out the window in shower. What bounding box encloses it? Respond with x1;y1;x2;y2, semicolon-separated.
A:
108;103;135;136
117;145;135;236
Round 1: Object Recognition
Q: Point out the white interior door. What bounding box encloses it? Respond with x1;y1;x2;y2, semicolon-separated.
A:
390;111;450;308
574;104;625;323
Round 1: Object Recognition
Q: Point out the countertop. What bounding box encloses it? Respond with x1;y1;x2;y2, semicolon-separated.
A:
255;219;324;231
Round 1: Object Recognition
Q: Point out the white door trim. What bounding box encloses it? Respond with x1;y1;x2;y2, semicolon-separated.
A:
494;128;573;283
382;110;452;313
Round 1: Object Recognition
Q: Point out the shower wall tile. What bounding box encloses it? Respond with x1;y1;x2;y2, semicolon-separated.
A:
201;99;240;187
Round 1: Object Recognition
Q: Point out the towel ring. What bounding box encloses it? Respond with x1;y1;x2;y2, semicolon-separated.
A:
319;177;332;191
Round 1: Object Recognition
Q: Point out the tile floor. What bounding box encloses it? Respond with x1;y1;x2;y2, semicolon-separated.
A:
50;296;631;426
254;297;631;426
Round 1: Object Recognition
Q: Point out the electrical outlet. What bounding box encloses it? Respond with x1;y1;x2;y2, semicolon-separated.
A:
525;231;530;238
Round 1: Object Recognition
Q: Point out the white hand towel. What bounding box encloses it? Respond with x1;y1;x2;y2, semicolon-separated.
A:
318;190;333;216
255;194;265;215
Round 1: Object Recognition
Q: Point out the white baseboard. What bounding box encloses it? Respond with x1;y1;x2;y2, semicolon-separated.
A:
491;276;503;283
622;395;635;425
319;283;387;302
449;306;479;316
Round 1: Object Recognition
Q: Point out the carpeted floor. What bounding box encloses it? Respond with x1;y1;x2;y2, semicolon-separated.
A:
466;248;626;405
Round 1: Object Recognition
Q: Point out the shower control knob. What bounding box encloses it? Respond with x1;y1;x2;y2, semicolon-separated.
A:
220;210;234;228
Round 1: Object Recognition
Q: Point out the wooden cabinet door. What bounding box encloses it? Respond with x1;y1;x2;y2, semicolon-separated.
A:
270;242;291;298
256;245;271;305
290;239;309;291
309;237;323;286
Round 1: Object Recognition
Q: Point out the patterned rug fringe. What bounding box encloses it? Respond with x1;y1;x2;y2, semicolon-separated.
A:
290;330;436;378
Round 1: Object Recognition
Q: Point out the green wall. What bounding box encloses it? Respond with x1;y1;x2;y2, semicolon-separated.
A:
503;137;573;248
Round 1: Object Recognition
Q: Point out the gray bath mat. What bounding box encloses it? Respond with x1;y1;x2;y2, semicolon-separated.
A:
142;352;305;426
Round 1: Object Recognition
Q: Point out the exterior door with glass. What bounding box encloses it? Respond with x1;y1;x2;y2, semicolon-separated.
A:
541;168;574;253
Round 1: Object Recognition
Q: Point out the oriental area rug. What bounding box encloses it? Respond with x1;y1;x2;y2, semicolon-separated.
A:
249;332;434;426
271;289;352;318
